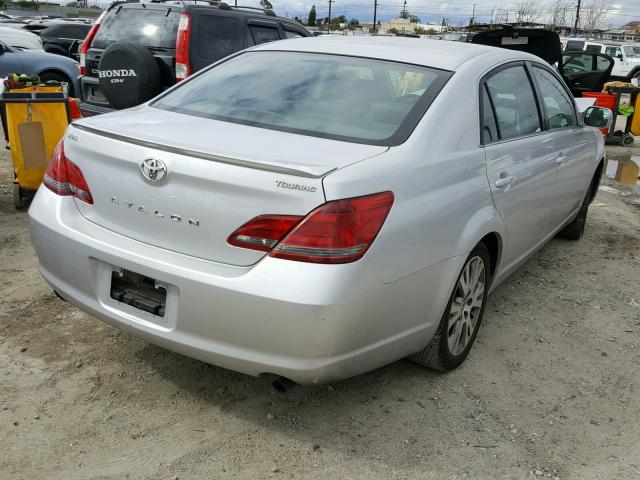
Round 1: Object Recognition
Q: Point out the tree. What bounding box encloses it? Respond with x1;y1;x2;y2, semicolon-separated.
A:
259;0;273;11
582;0;609;32
308;5;316;26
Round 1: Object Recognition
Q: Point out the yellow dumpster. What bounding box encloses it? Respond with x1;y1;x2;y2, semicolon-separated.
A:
1;85;71;209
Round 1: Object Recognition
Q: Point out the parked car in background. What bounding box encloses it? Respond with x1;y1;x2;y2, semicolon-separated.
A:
0;26;43;50
29;37;611;386
0;19;29;29
78;1;310;115
40;22;91;59
0;40;80;95
563;38;640;80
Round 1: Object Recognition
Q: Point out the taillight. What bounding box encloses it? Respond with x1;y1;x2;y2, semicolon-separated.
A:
228;215;302;251
175;13;191;81
80;10;107;75
228;192;394;264
43;140;94;205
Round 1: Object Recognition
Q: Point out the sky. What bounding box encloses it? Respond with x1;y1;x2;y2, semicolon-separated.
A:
57;0;639;28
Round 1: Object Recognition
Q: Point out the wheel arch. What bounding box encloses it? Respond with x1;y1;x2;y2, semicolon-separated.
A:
455;204;505;281
626;66;640;80
35;68;74;96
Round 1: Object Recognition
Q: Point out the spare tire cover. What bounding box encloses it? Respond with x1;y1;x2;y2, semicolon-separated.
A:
98;42;162;110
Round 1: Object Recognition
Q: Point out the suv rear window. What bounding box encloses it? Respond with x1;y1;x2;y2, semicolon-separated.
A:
153;51;451;146
92;8;180;49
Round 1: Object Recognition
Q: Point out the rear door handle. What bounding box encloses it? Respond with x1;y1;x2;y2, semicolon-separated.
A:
495;175;514;188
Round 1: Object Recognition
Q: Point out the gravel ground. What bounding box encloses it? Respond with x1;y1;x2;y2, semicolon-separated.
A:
1;146;639;480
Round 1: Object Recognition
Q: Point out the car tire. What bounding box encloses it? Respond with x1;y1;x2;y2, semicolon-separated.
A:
38;71;74;96
557;169;600;241
410;242;491;371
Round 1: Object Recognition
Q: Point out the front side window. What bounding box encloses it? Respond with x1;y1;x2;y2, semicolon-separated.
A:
562;53;610;74
249;25;280;45
284;29;304;38
153;51;451;145
484;65;540;141
532;67;576;129
605;46;621;57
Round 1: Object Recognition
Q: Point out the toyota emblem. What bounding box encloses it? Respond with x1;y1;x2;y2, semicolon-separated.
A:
140;158;168;184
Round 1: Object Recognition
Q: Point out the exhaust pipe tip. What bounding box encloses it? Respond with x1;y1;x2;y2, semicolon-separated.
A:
272;376;297;393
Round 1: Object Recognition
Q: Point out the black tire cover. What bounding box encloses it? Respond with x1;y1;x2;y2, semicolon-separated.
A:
98;42;162;110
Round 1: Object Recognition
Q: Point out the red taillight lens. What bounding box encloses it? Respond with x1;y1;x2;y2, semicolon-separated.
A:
228;215;303;252
228;192;394;264
43;140;94;205
80;16;102;76
175;13;191;81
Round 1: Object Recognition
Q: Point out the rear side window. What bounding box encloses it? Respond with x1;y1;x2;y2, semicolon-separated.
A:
249;25;280;45
532;66;576;129
585;44;602;53
484;65;540;141
63;25;91;39
193;15;243;67
481;86;499;144
153;51;451;146
92;8;180;49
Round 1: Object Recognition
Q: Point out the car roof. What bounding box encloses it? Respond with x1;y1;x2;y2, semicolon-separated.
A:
118;1;296;22
250;36;535;71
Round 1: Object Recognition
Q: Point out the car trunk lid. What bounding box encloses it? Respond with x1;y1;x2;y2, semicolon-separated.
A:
66;107;388;266
471;27;562;65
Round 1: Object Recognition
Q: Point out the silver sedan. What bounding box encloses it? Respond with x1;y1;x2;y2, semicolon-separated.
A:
28;37;610;385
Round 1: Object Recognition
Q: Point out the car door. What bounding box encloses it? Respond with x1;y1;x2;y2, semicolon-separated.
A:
481;62;558;272
0;43;23;78
559;52;614;94
529;63;593;226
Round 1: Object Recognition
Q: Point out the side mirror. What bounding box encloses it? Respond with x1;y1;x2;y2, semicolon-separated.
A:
584;106;613;129
618;53;624;61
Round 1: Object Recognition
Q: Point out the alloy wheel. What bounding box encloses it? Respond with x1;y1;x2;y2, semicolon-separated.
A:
447;256;486;356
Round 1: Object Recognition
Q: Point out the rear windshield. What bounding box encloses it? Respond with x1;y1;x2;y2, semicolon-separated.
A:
92;7;179;49
153;51;451;146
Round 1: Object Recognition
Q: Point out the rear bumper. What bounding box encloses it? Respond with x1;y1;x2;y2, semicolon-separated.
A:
28;188;459;384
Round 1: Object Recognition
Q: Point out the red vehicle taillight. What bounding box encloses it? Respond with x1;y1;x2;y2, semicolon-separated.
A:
175;13;192;81
79;13;104;76
43;140;93;205
227;192;394;264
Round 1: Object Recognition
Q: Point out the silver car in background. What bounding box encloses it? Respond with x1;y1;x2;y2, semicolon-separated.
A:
28;37;610;385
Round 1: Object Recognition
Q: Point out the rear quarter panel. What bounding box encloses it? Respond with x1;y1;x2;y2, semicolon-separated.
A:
323;62;503;286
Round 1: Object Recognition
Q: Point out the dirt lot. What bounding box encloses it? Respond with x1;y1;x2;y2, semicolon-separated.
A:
1;146;639;480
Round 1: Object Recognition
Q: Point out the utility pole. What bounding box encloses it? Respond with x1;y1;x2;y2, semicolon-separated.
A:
373;0;378;34
327;0;334;32
401;0;407;18
470;3;476;26
573;0;581;35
